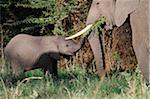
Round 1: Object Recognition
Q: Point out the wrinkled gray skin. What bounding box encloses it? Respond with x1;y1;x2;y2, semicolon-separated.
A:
86;0;149;82
4;34;83;76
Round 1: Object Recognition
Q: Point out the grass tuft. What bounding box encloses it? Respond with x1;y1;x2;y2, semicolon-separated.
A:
0;64;149;99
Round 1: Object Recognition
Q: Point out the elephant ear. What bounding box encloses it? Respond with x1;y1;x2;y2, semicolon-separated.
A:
114;0;139;27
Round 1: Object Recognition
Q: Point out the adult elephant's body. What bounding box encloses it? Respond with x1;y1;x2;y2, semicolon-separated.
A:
130;1;149;81
86;0;149;81
66;0;149;81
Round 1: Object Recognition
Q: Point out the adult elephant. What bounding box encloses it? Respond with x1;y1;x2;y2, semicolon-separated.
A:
66;0;149;82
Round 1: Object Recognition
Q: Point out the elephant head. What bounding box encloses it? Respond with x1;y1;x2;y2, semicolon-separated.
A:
57;36;84;56
65;0;149;82
86;0;139;28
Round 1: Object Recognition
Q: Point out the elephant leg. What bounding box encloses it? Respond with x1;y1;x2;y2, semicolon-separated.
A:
88;30;105;79
132;30;149;82
44;58;58;78
11;60;24;76
130;0;149;82
51;59;58;77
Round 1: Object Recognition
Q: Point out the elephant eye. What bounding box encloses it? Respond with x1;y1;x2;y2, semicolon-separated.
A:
96;2;100;5
66;44;69;47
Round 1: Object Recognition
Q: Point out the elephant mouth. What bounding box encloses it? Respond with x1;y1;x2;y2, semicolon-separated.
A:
61;52;74;56
67;52;74;56
65;24;93;40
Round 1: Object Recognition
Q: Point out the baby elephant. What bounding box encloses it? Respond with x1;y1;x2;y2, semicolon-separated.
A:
4;34;83;77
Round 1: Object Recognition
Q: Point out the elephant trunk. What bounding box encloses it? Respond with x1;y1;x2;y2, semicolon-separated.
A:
75;38;85;52
88;30;105;78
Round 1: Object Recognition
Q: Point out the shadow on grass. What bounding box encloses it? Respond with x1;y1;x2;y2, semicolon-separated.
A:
0;66;99;86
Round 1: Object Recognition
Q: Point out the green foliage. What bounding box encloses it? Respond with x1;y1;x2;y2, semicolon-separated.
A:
1;0;90;45
93;17;106;33
15;0;76;25
81;17;106;38
16;0;56;9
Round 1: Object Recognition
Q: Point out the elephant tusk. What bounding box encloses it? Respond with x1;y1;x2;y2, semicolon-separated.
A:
65;24;93;40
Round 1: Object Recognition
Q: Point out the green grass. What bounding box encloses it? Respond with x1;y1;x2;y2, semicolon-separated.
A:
0;65;150;99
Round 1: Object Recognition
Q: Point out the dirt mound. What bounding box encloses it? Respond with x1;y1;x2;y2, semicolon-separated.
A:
104;19;137;74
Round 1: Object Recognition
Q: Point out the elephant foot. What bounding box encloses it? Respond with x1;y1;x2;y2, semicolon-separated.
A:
97;69;106;81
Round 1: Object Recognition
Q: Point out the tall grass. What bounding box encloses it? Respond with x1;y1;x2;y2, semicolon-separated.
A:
0;63;149;99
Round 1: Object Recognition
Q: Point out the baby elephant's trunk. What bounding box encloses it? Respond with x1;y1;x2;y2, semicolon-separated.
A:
76;38;85;52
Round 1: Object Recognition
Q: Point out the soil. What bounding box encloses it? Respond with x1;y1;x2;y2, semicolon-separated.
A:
104;18;137;74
